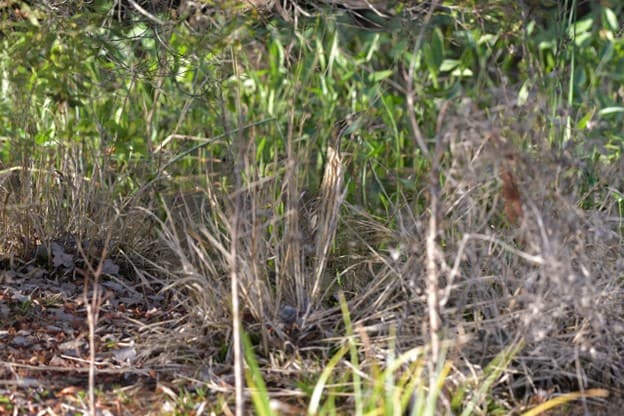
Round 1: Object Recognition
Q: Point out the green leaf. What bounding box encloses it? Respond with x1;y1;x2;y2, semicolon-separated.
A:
370;70;393;82
327;30;340;76
243;332;273;416
431;27;444;68
424;28;444;86
478;33;497;45
576;110;594;130
517;80;531;106
569;18;593;38
439;59;459;72
602;8;619;32
574;32;592;47
451;67;473;77
599;106;624;115
365;33;381;62
308;344;349;415
268;37;285;80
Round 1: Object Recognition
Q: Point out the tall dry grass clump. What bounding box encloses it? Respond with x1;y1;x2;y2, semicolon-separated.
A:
309;122;346;305
155;115;355;356
431;95;624;392
157;96;623;409
0;145;151;261
0;142;169;338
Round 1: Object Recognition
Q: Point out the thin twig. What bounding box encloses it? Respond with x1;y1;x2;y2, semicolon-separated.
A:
404;0;441;158
82;236;110;415
229;47;244;416
404;0;442;378
127;0;165;26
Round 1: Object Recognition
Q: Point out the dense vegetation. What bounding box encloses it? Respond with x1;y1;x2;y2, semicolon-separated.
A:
0;1;623;414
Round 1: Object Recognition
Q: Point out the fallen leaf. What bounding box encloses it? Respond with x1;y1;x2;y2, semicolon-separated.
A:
500;169;523;225
51;242;74;269
101;259;120;276
58;386;81;396
112;346;137;364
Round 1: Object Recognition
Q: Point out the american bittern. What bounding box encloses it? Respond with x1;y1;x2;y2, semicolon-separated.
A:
308;119;350;304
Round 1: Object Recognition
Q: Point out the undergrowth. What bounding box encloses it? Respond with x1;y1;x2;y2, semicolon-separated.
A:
0;0;623;414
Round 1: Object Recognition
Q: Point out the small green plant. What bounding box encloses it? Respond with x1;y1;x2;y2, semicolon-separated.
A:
243;331;273;416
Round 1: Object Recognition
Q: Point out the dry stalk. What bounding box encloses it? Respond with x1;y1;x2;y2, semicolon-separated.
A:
404;0;444;376
309;122;347;305
80;224;114;416
229;47;244;416
229;205;243;416
282;108;307;311
424;102;449;367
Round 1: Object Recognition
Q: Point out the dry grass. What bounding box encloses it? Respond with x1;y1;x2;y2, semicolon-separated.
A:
1;89;620;414
143;92;624;412
1;2;622;413
437;97;624;394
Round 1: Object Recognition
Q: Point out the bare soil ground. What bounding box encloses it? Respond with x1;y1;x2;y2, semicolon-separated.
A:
0;257;207;415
